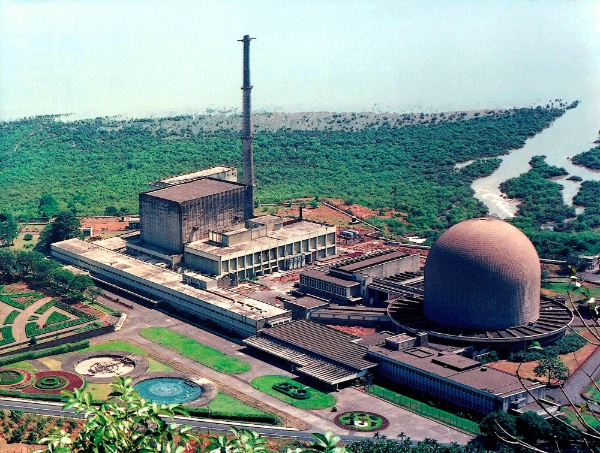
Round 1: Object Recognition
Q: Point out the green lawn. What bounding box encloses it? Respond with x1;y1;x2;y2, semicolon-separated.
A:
77;340;174;373
251;375;336;410
139;327;250;374
79;341;148;355
9;360;38;372
207;393;269;416
544;281;600;299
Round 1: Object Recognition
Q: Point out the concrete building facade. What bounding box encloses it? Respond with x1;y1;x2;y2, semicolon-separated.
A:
368;339;546;413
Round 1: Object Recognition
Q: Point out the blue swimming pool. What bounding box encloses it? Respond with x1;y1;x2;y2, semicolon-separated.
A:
134;378;202;404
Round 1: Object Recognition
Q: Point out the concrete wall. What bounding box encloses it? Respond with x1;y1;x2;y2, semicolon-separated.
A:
181;187;247;244
140;195;182;252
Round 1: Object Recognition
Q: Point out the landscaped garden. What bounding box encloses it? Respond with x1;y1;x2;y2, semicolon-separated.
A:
251;375;336;410
139;327;251;374
334;411;388;432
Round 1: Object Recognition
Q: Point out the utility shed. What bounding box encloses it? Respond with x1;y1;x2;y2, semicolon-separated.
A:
139;178;248;253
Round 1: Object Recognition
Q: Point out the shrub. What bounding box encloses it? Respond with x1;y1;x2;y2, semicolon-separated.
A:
0;340;89;367
0;326;15;346
23;234;33;241
181;406;279;425
3;310;19;325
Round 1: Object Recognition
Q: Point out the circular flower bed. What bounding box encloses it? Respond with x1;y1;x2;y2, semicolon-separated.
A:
334;411;389;432
0;369;25;385
34;376;68;390
23;371;84;394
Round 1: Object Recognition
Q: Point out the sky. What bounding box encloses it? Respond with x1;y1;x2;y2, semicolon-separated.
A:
1;0;599;120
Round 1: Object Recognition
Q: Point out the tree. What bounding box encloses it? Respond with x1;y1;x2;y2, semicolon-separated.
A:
515;411;552;444
39;194;59;218
38;376;198;453
36;211;83;252
479;411;516;440
104;206;119;216
0;213;18;246
533;355;570;386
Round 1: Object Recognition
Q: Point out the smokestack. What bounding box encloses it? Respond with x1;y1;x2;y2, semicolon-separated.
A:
238;35;255;219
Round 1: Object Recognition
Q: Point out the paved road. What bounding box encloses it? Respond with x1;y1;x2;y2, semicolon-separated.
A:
0;398;387;445
550;342;600;405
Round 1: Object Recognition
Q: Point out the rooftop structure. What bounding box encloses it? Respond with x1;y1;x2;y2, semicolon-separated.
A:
185;219;337;279
244;320;376;387
149;167;238;189
298;250;420;305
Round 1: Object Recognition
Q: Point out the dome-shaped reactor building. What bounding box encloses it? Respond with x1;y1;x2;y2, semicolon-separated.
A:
388;218;573;349
423;217;540;330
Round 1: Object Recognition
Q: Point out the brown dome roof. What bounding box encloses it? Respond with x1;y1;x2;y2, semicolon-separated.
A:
423;218;540;330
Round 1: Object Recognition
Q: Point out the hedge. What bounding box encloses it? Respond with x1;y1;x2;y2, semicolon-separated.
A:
3;310;20;326
46;312;71;326
35;300;57;315
0;292;42;310
0;326;15;346
181;406;279;425
0;340;89;367
73;321;104;334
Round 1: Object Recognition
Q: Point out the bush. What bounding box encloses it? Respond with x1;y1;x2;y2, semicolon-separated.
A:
0;340;89;367
0;326;15;346
181;406;279;425
23;234;33;241
3;310;19;325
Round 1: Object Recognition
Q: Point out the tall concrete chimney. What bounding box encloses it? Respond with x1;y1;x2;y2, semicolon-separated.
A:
238;35;255;219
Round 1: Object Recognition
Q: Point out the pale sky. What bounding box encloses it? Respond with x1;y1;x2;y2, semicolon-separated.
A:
1;0;599;119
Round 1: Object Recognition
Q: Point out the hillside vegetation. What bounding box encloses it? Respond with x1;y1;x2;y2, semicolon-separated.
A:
0;107;564;239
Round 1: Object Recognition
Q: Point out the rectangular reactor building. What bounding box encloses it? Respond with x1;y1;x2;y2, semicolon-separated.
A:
139;178;249;253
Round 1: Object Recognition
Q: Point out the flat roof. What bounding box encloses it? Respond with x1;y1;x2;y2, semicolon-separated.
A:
52;239;289;321
334;250;413;273
300;269;361;288
186;221;334;257
159;167;236;185
144;178;245;203
262;320;376;370
368;345;543;396
283;295;330;309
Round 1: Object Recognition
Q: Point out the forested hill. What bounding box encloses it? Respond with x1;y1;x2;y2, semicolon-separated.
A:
1;107;565;238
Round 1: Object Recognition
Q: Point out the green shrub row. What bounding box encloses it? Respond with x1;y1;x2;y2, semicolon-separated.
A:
181;406;279;425
73;321;105;334
25;317;91;338
35;300;56;315
55;301;98;321
46;311;71;326
0;388;66;402
0;340;89;367
3;310;20;326
0;292;41;310
0;326;15;346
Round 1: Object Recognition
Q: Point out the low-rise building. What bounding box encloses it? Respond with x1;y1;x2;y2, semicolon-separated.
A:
367;339;545;413
51;238;291;337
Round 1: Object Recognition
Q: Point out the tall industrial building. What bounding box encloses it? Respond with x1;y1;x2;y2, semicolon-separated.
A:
51;35;336;336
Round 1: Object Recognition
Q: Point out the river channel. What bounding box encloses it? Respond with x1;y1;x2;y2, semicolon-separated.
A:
471;99;600;218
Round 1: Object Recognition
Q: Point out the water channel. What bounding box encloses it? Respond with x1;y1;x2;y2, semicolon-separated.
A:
471;99;600;218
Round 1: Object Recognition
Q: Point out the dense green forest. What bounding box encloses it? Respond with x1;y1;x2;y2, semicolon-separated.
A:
498;157;600;260
3;105;600;259
0;107;562;223
572;145;600;170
